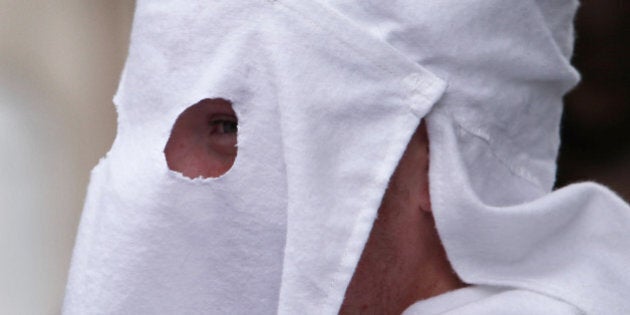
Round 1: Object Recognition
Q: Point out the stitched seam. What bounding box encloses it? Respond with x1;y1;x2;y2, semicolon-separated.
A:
444;110;546;190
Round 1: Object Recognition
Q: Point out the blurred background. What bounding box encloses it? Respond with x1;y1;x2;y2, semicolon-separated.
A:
1;1;134;314
556;0;630;198
0;1;627;314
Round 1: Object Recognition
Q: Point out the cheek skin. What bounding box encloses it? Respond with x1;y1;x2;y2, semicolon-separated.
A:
164;99;237;179
340;123;464;315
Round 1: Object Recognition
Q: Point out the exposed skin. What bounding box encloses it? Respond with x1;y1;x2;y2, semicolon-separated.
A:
164;98;238;178
164;99;464;314
339;123;465;315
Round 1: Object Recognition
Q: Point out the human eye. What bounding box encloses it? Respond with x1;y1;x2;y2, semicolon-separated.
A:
208;115;238;135
206;113;238;153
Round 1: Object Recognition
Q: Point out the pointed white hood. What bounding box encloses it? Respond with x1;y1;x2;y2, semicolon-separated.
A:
64;1;630;314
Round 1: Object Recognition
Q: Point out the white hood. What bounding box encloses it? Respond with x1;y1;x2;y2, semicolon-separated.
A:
64;1;630;314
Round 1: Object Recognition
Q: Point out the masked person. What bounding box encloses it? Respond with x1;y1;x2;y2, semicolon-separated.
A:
63;1;630;314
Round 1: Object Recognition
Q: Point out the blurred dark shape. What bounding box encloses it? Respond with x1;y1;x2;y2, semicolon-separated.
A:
556;0;630;201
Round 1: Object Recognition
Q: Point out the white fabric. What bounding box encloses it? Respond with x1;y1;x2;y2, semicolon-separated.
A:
402;286;582;315
64;1;444;314
63;1;630;314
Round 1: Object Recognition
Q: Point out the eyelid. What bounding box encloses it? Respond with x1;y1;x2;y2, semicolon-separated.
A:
208;114;237;124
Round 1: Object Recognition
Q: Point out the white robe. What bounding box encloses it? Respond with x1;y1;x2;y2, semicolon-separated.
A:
404;286;583;314
63;1;630;314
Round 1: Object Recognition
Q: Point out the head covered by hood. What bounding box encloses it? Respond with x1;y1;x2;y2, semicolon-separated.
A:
64;1;630;314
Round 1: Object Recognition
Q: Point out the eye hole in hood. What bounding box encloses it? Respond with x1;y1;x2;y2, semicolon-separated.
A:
164;98;238;179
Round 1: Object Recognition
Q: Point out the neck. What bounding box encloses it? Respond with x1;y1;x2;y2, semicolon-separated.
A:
340;210;465;315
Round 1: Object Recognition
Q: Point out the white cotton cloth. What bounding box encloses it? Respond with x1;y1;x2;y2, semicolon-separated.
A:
402;286;583;315
63;1;630;314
